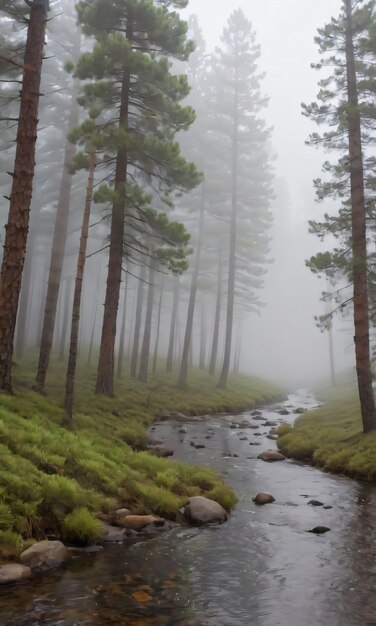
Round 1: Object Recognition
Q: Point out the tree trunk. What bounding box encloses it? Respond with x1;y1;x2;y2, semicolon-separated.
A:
152;279;164;375
35;46;80;393
95;36;132;395
138;262;155;383
166;275;179;373
177;193;205;389
59;276;72;361
35;264;48;349
87;257;102;367
345;0;376;432
117;279;127;379
15;230;36;360
65;151;96;420
0;1;47;390
209;248;222;375
217;73;239;390
130;264;146;377
199;302;206;370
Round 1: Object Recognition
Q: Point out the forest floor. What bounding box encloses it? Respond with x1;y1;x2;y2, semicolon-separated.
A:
277;371;376;481
0;355;282;559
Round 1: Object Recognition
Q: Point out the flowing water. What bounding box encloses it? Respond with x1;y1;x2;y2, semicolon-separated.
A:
1;390;376;626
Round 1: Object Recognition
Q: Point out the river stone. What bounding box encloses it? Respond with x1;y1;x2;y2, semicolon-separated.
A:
278;409;289;416
308;500;324;507
253;493;275;505
0;563;32;585
307;526;330;534
101;521;127;542
118;515;165;531
265;421;278;427
257;449;286;462
20;540;67;572
251;410;262;416
182;496;228;526
111;508;131;525
294;407;306;414
178;426;188;434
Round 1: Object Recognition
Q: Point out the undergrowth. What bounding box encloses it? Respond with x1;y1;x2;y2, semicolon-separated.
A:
0;354;281;556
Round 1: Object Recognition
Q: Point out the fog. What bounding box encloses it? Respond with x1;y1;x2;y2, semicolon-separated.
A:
181;0;354;386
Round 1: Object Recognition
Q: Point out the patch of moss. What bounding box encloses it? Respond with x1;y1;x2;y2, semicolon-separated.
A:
62;507;103;545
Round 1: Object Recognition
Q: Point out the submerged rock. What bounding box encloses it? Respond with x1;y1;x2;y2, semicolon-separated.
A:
178;426;188;434
278;409;289;416
257;449;286;462
251;410;262;416
181;496;228;526
20;540;67;572
0;563;31;585
308;500;324;507
253;493;275;505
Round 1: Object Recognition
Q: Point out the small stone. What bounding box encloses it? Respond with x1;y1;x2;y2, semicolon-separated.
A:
323;505;333;510
294;407;306;414
251;410;262;416
182;496;228;526
194;443;206;449
308;500;324;507
278;409;289;416
0;563;31;585
253;493;275;505
257;449;286;462
307;526;330;534
178;426;188;434
265;421;278;427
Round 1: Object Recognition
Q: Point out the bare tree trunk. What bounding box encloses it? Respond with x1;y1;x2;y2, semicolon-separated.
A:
177;192;205;389
209;248;222;375
345;0;376;432
87;256;102;367
130;264;146;377
117;279;127;379
138;262;155;383
35;264;48;349
35;42;80;392
59;276;72;361
96;29;132;395
199;302;206;370
15;231;36;360
64;151;96;420
0;1;47;390
166;275;179;372
152;279;164;375
217;75;239;390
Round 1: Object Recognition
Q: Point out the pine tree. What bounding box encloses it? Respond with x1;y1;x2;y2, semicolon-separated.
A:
304;0;376;432
75;0;200;396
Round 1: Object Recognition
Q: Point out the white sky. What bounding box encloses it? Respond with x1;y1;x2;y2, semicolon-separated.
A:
182;1;352;386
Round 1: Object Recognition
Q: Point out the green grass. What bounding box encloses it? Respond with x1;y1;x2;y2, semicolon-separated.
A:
0;355;282;556
277;372;376;480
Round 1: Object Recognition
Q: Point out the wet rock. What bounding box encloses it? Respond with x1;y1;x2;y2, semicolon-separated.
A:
178;426;188;434
293;407;306;414
147;437;163;446
278;409;289;416
117;515;165;531
190;443;206;449
265;420;277;427
230;424;239;429
240;437;248;441
249;425;260;429
181;496;228;526
67;545;104;554
307;526;330;534
100;521;127;542
269;427;279;435
20;540;67;572
266;434;278;440
253;493;275;505
0;563;32;585
252;416;265;421
254;432;262;437
323;505;333;510
111;508;131;525
251;410;262;416
257;449;286;462
308;500;324;507
147;446;174;457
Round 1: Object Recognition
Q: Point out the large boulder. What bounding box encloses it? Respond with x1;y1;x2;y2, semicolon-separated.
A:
0;563;32;585
257;449;286;462
20;540;67;572
181;496;228;526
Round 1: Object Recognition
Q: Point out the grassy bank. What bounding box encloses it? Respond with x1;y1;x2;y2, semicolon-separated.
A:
277;373;376;481
0;357;282;558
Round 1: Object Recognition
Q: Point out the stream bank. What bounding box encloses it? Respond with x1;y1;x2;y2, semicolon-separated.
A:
1;389;375;625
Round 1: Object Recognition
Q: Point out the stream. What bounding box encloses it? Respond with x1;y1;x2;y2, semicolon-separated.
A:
1;390;376;626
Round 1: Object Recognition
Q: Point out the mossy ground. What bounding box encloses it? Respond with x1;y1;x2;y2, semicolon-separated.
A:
0;354;282;557
277;371;376;481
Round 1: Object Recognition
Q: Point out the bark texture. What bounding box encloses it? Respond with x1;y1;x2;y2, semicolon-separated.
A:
0;1;47;390
345;0;376;432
